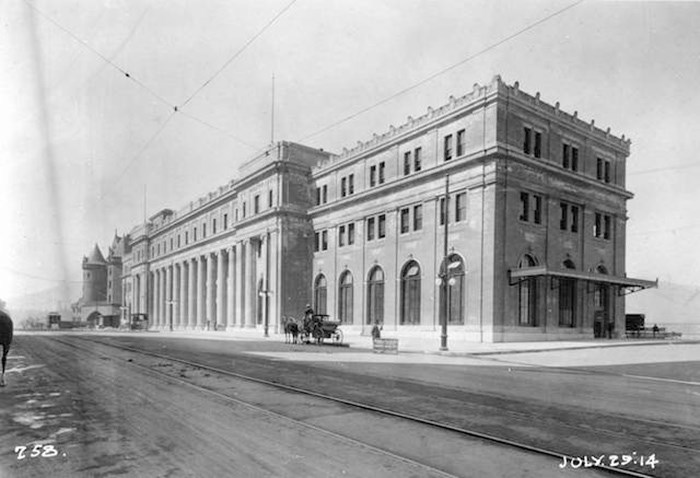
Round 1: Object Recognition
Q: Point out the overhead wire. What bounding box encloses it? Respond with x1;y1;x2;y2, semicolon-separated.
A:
178;0;300;109
297;0;586;142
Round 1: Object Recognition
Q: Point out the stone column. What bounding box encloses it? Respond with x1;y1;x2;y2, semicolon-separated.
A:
188;258;196;329
261;234;269;332
207;252;215;330
179;262;187;329
227;246;235;329
235;241;245;327
216;250;225;329
161;268;167;328
197;256;205;328
166;265;173;330
155;269;162;327
245;239;256;327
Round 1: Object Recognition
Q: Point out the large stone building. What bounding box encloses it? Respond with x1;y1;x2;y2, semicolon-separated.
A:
112;76;654;342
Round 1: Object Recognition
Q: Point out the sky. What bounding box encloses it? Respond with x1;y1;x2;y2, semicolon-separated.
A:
1;0;699;309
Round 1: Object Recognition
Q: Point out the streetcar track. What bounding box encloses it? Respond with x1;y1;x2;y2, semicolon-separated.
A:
49;337;460;478
60;335;657;478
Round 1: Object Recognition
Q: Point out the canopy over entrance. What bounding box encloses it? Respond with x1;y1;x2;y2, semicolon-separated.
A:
508;266;657;296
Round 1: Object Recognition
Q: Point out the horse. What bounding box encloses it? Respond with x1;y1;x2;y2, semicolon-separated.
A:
0;311;13;387
282;316;299;344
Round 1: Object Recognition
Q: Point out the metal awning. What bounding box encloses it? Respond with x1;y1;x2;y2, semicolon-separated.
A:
508;266;657;295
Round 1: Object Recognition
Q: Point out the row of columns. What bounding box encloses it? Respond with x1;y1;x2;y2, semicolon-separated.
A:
145;236;270;330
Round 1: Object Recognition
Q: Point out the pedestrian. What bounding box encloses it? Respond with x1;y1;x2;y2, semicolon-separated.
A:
371;322;381;340
652;324;659;338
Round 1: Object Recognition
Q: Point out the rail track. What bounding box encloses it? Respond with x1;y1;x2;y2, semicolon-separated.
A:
50;335;662;478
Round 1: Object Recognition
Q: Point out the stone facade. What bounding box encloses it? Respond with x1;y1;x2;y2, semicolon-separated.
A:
109;76;654;342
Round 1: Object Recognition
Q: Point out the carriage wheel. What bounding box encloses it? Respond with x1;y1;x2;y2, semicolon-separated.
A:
332;329;343;344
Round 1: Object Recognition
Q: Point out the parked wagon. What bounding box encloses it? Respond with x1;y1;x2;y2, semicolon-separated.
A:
300;314;343;345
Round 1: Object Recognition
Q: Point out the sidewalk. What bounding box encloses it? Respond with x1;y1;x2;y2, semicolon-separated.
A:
123;327;693;356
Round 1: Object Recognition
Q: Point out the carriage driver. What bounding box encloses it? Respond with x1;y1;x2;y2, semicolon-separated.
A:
303;303;314;331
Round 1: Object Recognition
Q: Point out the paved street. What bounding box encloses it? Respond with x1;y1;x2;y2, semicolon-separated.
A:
1;332;698;477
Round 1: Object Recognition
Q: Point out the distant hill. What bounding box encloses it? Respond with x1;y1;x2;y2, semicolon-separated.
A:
5;283;81;318
626;281;700;325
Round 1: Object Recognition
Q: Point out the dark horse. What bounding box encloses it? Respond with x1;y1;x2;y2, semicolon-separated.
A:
282;316;299;344
0;311;13;387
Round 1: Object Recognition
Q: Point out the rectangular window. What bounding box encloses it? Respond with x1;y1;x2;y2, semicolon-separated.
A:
604;215;611;239
533;195;542;224
348;223;355;245
414;147;422;171
235;209;239;222
339;225;346;247
413;205;422;231
194;227;197;241
400;208;410;234
177;235;181;248
341;177;347;197
322;185;328;203
314;232;320;252
367;217;375;241
268;190;273;207
534;131;542;158
440;197;447;225
242;202;246;218
571;146;579;171
203;223;207;238
570;205;579;233
455;192;466;222
170;238;173;250
370;165;377;187
254;195;260;214
378;214;386;238
562;144;570;169
185;231;189;245
316;187;321;206
597;158;604;180
224;214;228;230
444;134;453;161
604;161;611;183
559;203;568;231
213;218;217;234
348;174;354;194
456;129;465;157
321;230;328;251
520;192;529;222
379;162;385;184
594;212;602;238
403;152;411;175
523;127;532;155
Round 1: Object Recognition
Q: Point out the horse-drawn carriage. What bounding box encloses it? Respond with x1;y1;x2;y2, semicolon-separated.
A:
283;314;343;345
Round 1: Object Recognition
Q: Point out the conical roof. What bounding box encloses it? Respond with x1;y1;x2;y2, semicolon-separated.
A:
86;244;106;265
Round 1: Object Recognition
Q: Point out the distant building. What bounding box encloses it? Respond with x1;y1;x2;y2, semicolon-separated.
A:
101;76;655;342
77;235;127;327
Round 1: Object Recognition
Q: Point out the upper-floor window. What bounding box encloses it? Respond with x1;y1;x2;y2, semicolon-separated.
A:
314;230;328;252
378;162;385;184
440;197;447;226
378;214;386;238
203;223;207;238
268;189;273;208
413;204;422;231
559;202;579;233
370;165;377;187
519;192;543;224
523;127;542;158
414;147;422;172
597;158;611;183
339;225;346;246
456;129;466;157
185;231;189;245
594;212;612;240
337;222;355;247
213;218;217;235
323;185;328;203
400;208;410;234
254;195;260;214
194;227;197;241
403;151;411;176
242;202;247;218
341;177;347;197
562;143;579;171
348;174;354;195
367;217;375;241
170;238;173;250
348;222;355;245
455;192;466;222
224;213;228;230
444;134;453;161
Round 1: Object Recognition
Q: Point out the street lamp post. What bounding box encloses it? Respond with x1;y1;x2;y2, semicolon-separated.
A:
440;174;450;351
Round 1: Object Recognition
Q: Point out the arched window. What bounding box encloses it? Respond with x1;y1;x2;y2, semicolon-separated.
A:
400;261;421;325
314;274;327;315
518;255;538;326
559;260;576;327
366;266;384;325
439;254;465;325
338;271;353;324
